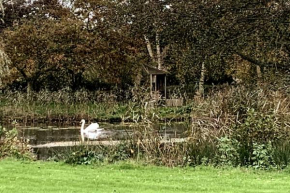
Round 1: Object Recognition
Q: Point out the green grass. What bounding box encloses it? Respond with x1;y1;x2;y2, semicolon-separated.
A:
1;160;290;193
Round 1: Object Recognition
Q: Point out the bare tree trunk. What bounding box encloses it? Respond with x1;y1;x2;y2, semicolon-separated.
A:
144;33;168;70
256;65;262;80
156;32;162;69
197;62;205;97
0;45;11;88
144;35;156;63
0;0;4;23
27;81;32;96
134;68;142;87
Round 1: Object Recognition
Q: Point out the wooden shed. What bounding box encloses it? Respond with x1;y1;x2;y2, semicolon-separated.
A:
143;64;167;100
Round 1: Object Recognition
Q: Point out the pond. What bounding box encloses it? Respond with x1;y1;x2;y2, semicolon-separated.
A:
2;121;189;159
17;122;189;145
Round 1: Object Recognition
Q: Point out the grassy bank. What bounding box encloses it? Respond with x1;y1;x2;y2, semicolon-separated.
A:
1;159;290;193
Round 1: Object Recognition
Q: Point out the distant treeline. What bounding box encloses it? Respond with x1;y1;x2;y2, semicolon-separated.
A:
0;0;289;94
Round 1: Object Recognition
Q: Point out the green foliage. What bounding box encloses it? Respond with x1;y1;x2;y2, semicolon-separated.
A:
113;103;132;123
212;108;285;169
215;138;276;169
233;108;285;145
108;143;133;163
0;89;191;123
64;143;134;165
1;83;290;170
188;86;290;169
216;136;240;167
252;142;275;170
65;149;105;165
231;108;286;167
0;125;32;159
183;139;216;167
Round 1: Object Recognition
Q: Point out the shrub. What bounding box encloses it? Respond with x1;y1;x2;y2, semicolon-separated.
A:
215;136;240;167
252;142;275;170
65;149;105;165
189;85;290;169
0;125;32;159
211;108;286;168
183;139;216;167
231;108;287;167
64;143;134;165
232;108;285;145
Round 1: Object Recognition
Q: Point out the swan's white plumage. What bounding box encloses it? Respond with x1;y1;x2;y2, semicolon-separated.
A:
80;119;103;141
84;122;100;132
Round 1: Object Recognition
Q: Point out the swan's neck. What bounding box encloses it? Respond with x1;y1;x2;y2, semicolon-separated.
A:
80;121;85;142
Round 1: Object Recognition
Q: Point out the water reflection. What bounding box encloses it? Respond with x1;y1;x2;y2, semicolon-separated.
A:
16;122;188;145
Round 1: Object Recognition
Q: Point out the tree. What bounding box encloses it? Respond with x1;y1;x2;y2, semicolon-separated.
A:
0;42;10;88
118;0;175;70
0;0;30;31
3;0;290;94
71;0;146;87
3;4;141;92
168;0;290;91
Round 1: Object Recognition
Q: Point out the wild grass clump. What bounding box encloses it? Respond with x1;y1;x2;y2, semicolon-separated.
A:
53;85;290;169
188;85;290;169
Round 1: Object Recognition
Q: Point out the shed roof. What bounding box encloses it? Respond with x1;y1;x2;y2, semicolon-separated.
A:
143;64;168;75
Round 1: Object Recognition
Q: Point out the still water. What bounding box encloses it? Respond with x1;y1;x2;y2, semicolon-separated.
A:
15;122;189;146
2;121;188;159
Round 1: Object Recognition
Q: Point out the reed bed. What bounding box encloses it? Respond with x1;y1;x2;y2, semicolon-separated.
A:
1;84;290;169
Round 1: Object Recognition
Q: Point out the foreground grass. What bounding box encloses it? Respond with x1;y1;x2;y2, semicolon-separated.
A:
0;160;290;193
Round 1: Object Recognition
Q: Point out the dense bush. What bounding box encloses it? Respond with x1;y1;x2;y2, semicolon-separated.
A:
65;149;105;165
230;108;287;167
215;136;240;167
0;125;32;159
64;143;135;165
59;85;290;169
210;106;287;169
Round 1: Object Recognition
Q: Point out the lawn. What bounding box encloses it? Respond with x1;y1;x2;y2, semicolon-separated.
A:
0;160;289;193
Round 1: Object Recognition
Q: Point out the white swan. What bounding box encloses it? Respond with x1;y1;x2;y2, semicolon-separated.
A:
80;119;103;141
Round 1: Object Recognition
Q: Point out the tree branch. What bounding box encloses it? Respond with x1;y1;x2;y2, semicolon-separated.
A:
234;50;281;69
144;35;156;63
